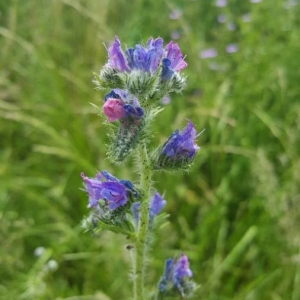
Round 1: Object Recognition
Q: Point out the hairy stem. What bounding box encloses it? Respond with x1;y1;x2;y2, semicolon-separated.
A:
133;143;152;300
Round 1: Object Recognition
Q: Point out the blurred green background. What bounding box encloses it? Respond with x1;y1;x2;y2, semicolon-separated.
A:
1;0;300;299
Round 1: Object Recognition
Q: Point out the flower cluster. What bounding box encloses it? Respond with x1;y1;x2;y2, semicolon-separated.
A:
81;171;168;241
106;36;187;79
95;35;188;105
158;254;195;297
154;120;200;170
94;36;189;163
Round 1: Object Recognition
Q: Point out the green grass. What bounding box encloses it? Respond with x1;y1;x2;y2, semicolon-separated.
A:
1;0;300;299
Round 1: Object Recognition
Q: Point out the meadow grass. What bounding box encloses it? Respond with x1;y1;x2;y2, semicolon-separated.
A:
1;0;300;299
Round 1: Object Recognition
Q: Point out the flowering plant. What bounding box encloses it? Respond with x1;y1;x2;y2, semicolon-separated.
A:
81;36;201;299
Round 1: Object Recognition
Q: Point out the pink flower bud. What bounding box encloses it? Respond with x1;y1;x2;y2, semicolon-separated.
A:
103;98;126;122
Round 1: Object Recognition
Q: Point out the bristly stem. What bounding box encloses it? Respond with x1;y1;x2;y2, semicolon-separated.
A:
133;142;152;300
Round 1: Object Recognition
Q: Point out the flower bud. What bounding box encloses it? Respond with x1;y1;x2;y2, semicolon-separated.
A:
103;98;127;122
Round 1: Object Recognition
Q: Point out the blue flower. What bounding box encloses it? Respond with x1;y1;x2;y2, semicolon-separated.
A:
161;58;175;81
123;104;144;119
158;254;194;296
81;171;136;210
130;192;166;227
107;36;130;72
149;192;166;218
131;202;140;226
100;181;127;210
172;254;193;288
125;37;164;73
155;120;200;170
80;172;103;208
159;258;174;292
105;36;187;76
163;121;199;158
161;41;187;80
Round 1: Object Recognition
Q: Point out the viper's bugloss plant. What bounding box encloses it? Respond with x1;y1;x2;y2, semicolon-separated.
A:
81;36;202;299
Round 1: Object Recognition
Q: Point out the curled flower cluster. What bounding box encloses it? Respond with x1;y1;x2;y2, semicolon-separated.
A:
81;171;168;241
106;36;187;80
96;35;188;104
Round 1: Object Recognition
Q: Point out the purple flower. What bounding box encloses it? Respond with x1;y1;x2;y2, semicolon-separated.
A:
131;202;140;225
199;48;218;59
162;121;199;158
103;89;144;121
101;170;119;182
161;59;175;80
81;172;103;208
104;36;187;82
161;41;187;80
100;181;127;210
158;254;194;295
159;258;174;292
150;192;166;218
165;41;187;72
123;104;144;118
161;42;187;80
130;192;166;227
226;43;238;53
155;121;200;170
172;254;193;288
81;171;135;210
216;0;227;7
107;36;130;72
125;37;164;73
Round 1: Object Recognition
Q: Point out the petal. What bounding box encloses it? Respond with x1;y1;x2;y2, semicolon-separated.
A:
161;58;174;81
149;192;166;217
131;202;140;223
165;41;187;71
103;98;126;122
173;254;193;279
133;45;148;70
104;90;121;102
101;170;119;182
107;36;130;72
